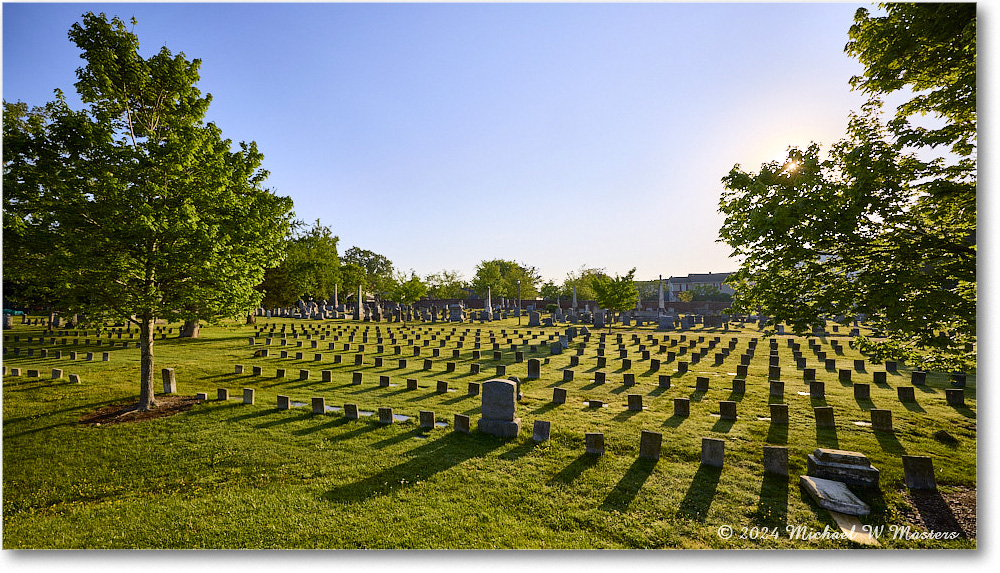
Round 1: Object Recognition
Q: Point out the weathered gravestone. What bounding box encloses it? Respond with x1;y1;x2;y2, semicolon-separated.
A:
799;475;871;516
902;456;937;490
806;448;879;487
162;368;177;394
477;379;521;438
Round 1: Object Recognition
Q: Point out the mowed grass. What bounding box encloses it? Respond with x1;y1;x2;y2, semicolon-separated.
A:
2;316;976;549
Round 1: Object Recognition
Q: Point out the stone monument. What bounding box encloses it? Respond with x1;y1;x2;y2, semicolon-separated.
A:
477;379;521;438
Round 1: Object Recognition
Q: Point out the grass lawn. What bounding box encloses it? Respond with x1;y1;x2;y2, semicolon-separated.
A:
2;316;976;549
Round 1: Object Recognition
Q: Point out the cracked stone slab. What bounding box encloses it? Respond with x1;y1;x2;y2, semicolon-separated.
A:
800;475;871;516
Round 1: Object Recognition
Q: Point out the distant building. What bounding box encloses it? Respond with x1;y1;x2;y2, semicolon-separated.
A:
665;272;735;302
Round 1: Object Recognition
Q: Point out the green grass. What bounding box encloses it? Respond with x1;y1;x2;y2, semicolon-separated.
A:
2;316;976;548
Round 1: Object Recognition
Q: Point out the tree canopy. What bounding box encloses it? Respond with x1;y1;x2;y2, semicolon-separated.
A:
591;268;638;329
424;270;468;300
258;219;340;309
2;13;293;408
470;259;540;300
342;246;394;296
386;271;427;319
718;4;975;370
559;266;604;301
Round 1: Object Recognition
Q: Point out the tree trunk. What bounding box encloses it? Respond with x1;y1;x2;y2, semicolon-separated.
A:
179;319;200;338
246;313;256;325
138;314;156;411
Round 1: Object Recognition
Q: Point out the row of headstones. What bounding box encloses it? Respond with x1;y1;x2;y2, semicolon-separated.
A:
3;334;162;346
254;336;551;354
548;380;967;419
4;328;175;342
251;323;727;348
4;366;84;383
245;352;539;375
230;364;496;393
249;327;572;346
187;374;945;491
5;349;113;361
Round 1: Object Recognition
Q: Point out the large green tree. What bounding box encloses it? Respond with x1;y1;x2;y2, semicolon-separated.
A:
256;219;341;314
424;269;467;300
342;246;394;296
718;4;975;370
560;266;604;301
591;268;639;331
470;259;540;300
386;271;427;325
2;13;293;409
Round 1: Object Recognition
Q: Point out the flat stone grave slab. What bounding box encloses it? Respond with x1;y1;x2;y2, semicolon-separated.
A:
807;448;880;487
799;475;870;516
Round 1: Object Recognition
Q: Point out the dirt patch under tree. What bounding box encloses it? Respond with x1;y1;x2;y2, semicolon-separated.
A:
79;395;203;426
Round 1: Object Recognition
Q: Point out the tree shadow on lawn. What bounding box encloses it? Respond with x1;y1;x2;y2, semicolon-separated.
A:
323;431;502;504
600;458;657;512
676;464;722;522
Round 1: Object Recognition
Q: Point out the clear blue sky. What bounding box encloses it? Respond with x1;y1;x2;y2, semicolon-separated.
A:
3;2;889;284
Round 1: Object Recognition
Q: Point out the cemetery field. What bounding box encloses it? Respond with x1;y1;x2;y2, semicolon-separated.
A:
2;317;976;549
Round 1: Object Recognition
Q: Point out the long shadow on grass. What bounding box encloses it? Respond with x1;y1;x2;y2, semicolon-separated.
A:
816;427;839;449
752;473;789;528
322;432;502;503
255;411;313;429
663;414;686;428
613;408;642;422
227;408;279;424
766;422;788;445
873;430;907;455
530;403;560;415
711;418;735;434
600;458;657;512
855;397;875;412
442;394;473;405
950;404;976;419
294;415;350;436
676;464;722;522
